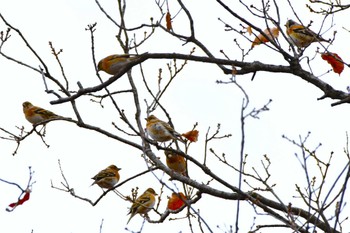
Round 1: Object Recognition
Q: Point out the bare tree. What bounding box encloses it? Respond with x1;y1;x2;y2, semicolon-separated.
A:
0;0;349;232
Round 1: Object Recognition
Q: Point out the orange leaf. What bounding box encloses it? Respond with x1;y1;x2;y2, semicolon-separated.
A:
7;190;31;210
166;12;172;30
321;52;344;75
182;130;199;142
251;27;279;48
247;26;253;36
167;192;186;211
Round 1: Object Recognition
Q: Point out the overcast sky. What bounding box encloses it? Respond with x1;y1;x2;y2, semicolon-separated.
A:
1;0;350;233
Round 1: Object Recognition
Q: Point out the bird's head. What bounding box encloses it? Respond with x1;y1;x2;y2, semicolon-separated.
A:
22;101;33;109
145;115;157;122
109;165;121;171
285;19;297;28
146;188;158;196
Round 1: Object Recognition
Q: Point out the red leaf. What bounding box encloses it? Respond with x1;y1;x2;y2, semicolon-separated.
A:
166;12;172;31
8;190;31;209
251;27;279;48
321;52;344;75
167;192;186;211
182;130;199;142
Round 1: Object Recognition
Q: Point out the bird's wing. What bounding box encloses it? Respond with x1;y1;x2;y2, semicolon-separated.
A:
33;107;58;118
92;170;115;181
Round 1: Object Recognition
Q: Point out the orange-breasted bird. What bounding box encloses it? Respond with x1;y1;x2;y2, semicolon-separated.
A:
285;19;329;48
97;54;138;75
145;115;184;143
91;165;121;189
127;188;157;224
22;101;66;125
164;151;188;177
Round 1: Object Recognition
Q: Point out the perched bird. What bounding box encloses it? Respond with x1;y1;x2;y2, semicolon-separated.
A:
97;54;138;75
285;19;329;48
22;101;64;125
127;188;157;224
165;150;188;177
145;115;184;143
91;165;121;189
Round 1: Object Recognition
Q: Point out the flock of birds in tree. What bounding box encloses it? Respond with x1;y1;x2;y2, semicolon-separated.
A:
20;19;337;223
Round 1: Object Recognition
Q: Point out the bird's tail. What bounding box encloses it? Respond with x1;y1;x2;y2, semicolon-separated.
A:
126;212;135;224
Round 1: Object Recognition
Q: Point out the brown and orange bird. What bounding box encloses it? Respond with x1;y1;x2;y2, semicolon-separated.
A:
127;188;157;224
97;54;138;75
285;19;329;48
91;165;121;189
22;101;66;125
145;115;184;143
164;151;188;177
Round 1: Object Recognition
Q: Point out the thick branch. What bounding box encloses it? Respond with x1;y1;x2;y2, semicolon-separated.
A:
49;53;349;106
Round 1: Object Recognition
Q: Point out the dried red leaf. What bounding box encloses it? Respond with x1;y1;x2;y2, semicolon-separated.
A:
8;190;31;209
182;130;199;142
167;192;186;211
251;27;279;48
166;12;172;31
321;52;344;75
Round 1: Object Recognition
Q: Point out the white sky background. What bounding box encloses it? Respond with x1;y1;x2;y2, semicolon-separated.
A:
1;0;350;232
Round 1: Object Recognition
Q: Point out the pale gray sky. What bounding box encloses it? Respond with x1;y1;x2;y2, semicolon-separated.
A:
0;1;349;233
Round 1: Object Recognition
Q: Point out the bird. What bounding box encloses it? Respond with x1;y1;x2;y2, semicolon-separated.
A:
127;188;157;224
91;165;121;189
145;115;184;143
22;101;65;125
97;54;138;75
285;19;329;48
164;150;188;177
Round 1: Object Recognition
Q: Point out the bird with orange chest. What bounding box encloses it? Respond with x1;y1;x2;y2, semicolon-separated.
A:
97;54;138;75
164;150;188;177
145;115;184;143
22;101;67;125
285;19;329;48
127;188;158;224
91;165;121;189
